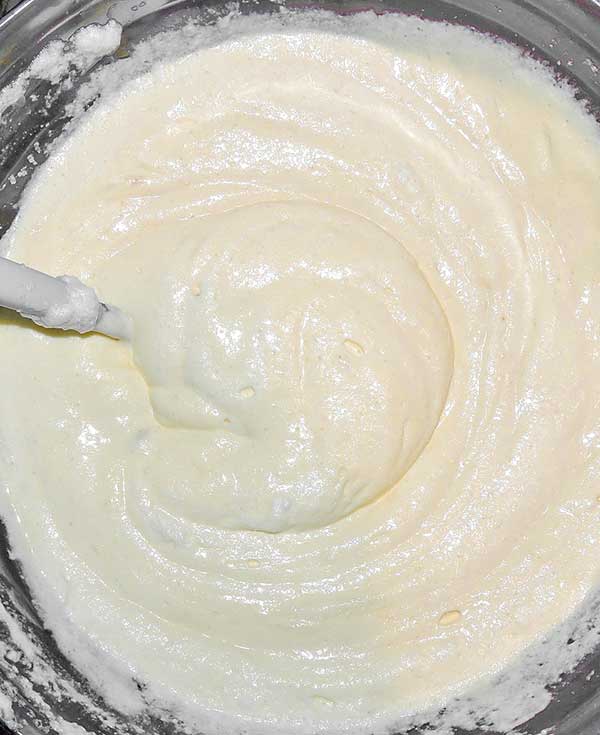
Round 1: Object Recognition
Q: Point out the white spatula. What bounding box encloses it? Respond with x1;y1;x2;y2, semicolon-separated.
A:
0;256;132;340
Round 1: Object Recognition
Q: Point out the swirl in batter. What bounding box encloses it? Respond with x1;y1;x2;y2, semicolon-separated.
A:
1;11;600;735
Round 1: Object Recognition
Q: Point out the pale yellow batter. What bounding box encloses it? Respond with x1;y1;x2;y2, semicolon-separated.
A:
2;11;600;735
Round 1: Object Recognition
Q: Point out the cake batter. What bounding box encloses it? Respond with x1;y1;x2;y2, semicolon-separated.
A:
1;10;600;735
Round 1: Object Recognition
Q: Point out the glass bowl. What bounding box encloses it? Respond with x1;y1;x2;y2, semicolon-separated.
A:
0;1;599;734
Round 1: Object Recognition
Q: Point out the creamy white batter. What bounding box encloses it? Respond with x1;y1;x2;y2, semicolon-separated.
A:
2;10;600;735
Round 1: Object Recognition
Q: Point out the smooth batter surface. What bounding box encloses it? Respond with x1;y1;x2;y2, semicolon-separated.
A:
2;11;600;735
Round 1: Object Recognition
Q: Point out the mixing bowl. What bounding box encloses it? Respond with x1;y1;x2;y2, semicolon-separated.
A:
0;1;600;733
